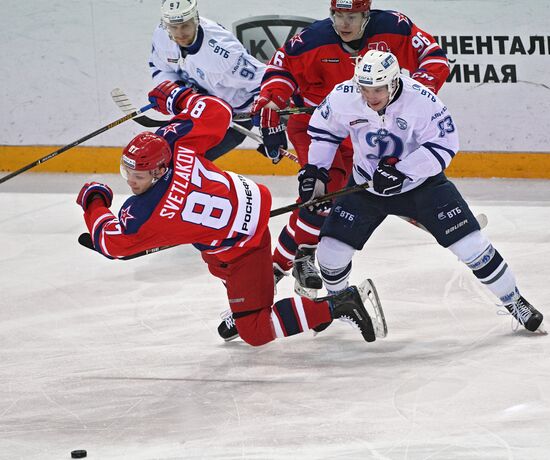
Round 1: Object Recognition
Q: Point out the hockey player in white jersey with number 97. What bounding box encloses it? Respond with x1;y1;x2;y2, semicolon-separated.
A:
148;0;265;161
301;50;545;333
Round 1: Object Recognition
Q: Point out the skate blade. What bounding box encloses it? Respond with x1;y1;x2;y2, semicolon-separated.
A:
223;334;240;342
534;322;548;335
476;213;488;230
294;280;318;299
357;278;388;338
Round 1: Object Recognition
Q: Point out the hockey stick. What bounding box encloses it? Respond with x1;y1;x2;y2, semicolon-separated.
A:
78;180;372;259
111;88;315;127
111;88;300;164
78;232;173;260
0;103;155;185
79;179;488;260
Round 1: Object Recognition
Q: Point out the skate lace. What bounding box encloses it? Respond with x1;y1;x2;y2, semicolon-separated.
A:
295;254;319;278
220;309;235;329
273;265;288;283
499;298;532;331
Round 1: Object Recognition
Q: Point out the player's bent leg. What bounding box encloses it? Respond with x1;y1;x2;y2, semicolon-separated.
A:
448;230;544;333
273;209;299;272
217;263;290;341
317;236;355;294
222;285;387;345
269;297;333;340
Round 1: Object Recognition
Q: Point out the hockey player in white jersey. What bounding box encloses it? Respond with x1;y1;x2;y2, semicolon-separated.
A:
149;0;265;161
299;50;545;333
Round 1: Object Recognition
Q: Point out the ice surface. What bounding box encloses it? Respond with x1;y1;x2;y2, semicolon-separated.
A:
1;174;549;459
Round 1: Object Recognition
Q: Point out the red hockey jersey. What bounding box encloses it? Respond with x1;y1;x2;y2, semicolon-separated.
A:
82;94;272;262
261;10;449;107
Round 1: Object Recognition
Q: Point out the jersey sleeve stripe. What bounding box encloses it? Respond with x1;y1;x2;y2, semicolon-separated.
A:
91;213;115;243
262;77;296;93
418;43;440;60
422;142;456;170
307;125;346;143
262;68;298;87
354;164;373;181
419;57;450;68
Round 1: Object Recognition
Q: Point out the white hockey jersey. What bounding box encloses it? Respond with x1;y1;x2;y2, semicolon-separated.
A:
149;18;265;113
307;75;460;195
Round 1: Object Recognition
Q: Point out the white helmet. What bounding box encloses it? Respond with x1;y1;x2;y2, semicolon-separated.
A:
161;0;199;26
354;50;401;101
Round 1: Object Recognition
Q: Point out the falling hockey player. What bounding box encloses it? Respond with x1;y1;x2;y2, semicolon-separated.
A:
298;49;545;334
75;80;388;345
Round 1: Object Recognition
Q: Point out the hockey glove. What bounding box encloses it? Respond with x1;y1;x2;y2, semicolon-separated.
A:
298;164;330;212
373;157;407;195
252;93;289;164
148;80;193;115
77;182;113;211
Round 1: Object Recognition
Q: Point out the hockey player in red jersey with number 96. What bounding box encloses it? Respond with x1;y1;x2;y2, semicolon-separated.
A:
76;81;388;346
252;0;451;298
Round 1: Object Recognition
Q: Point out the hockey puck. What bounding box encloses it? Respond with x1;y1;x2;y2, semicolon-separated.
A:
71;450;87;458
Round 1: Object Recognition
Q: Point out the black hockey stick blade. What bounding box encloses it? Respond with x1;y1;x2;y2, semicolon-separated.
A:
78;232;94;250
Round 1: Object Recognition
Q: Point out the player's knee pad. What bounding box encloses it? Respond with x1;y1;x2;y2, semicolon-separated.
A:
317;236;355;268
448;230;513;289
448;230;490;263
318;237;355;292
235;309;275;347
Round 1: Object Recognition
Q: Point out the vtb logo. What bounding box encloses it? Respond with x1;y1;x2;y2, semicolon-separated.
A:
233;15;315;63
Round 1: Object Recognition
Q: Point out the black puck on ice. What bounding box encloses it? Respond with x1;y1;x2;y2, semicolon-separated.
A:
71;450;87;459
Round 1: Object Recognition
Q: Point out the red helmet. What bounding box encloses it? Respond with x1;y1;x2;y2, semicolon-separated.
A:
121;132;172;171
330;0;371;13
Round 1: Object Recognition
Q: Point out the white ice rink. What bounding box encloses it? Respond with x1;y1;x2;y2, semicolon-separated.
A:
1;174;549;460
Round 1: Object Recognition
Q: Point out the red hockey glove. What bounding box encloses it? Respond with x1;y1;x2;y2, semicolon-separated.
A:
252;92;289;163
76;182;113;211
148;80;193;115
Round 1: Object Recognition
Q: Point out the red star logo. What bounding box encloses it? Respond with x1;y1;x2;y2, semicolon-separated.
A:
160;124;179;136
120;205;135;228
289;31;305;48
391;11;410;25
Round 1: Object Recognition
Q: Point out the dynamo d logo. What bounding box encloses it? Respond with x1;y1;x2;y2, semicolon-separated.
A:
233;15;315;63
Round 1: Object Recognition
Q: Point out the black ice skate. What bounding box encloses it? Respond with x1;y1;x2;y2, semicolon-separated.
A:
317;279;388;342
273;262;288;294
503;295;545;333
313;279;387;339
292;245;322;298
217;309;238;342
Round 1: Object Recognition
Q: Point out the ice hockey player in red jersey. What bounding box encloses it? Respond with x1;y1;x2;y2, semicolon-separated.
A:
253;0;450;297
76;80;387;346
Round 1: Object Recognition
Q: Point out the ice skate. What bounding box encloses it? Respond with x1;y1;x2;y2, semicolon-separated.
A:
503;295;546;333
217;309;238;342
273;262;288;294
316;279;387;342
292;245;322;299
